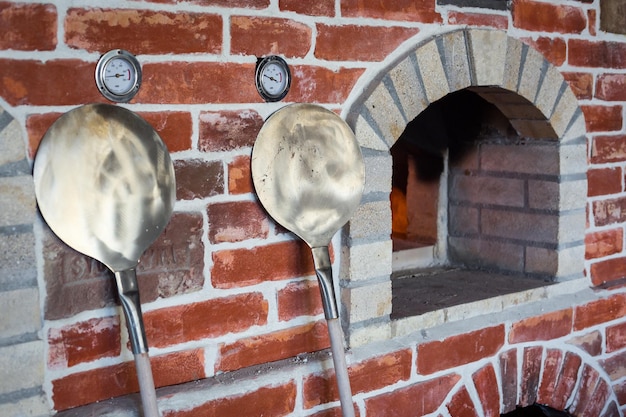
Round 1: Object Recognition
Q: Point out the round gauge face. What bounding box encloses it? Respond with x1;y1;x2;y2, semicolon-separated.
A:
95;49;142;103
104;57;136;95
256;56;291;102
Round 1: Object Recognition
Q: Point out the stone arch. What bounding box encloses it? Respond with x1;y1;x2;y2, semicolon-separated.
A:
341;28;588;346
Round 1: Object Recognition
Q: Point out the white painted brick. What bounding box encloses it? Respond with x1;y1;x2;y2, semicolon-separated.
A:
0;393;49;417
468;29;507;87
0;341;44;394
352;113;388;151
363;153;392;195
341;240;392;282
347;321;391;348
344;280;392;323
364;83;405;147
0;288;41;339
387;55;429;121
550;86;581;139
0;177;36;227
347;200;391;241
517;46;545;105
440;30;472;92
415;40;449;103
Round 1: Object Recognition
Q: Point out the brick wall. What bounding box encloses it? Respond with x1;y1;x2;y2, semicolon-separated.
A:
2;0;626;416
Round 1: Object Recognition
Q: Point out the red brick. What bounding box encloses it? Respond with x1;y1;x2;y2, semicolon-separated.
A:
216;321;329;372
574;294;626;330
596;73;626;101
174;159;224;200
586;229;623;260
512;0;586;33
143;293;268;347
499;349;518;413
163;382;296;417
0;59;101;106
279;0;334;16
537;349;563;406
525;37;567;66
520;346;542;406
211;240;315;288
570;364;601;416
509;309;573;343
341;0;441;23
228;155;253;195
304;349;412;408
579;377;611;417
567;331;603;356
417;325;505;375
48;316;121;369
308;407;361;417
52;349;205;411
139;112;192;153
278;279;324;321
140;62;259;104
198;109;262;153
591;134;626;164
289;65;364;103
552;352;582;410
65;8;222;54
614;380;626;405
588;167;622;196
447;386;479;417
563;72;593;100
26;112;62;159
207;200;269;243
364;374;460;417
183;0;269;7
581;105;623;133
448;11;508;30
230;16;311;58
589;256;626;286
315;24;420;62
0;2;56;51
607;322;626;353
601;351;626;381
472;365;500;417
569;39;626;69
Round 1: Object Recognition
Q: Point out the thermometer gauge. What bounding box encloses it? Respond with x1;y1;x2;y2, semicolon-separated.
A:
255;55;291;102
95;49;142;103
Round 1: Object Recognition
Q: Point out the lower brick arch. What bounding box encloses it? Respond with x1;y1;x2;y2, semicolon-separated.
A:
446;346;621;417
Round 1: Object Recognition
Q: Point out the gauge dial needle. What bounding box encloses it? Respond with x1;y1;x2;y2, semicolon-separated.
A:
264;75;278;82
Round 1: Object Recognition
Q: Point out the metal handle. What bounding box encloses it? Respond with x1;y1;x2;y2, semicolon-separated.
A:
311;246;355;417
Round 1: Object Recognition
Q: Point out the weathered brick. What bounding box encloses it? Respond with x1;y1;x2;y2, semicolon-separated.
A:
589;255;626;286
198;109;262;153
585;228;623;260
417;326;505;375
0;59;100;106
509;309;573;343
581;105;623;133
567;331;603;356
174;159;224;200
211;240;315;288
140;112;192;153
216;321;329;372
341;0;441;22
569;39;626;69
65;8;222;54
447;11;508;30
228;155;253;195
0;2;57;51
563;72;593;100
447;386;479;417
596;73;626;101
52;349;205;411
512;0;586;33
601;351;626;381
499;349;518;414
520;346;542;406
315;24;420;62
591;134;626;164
277;279;324;321
588;167;622;196
279;0;334;16
472;364;500;417
578;377;611;417
290;65;364;103
26;112;61;159
143;293;268;348
537;349;563;406
606;322;626;353
364;374;460;416
552;352;581;410
48;316;121;369
140;62;258;104
207;200;269;243
304;349;412;408
574;294;626;330
569;364;601;416
162;382;296;417
525;37;567;66
230;16;312;58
